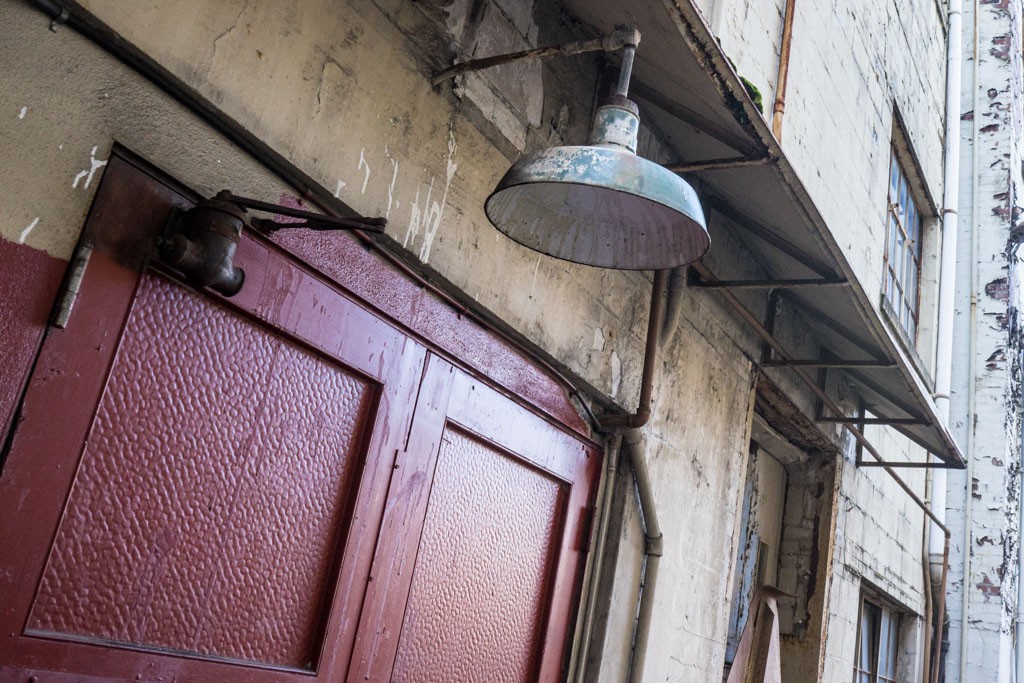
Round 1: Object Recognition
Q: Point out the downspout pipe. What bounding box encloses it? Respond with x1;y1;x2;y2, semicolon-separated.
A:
930;0;962;585
624;429;664;683
929;2;961;680
1011;245;1024;683
771;0;796;141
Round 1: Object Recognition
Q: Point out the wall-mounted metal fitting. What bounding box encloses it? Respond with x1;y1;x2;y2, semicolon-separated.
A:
160;190;387;297
160;192;247;296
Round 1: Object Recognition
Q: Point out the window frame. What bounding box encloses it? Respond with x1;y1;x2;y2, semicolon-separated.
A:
853;595;899;683
882;146;924;343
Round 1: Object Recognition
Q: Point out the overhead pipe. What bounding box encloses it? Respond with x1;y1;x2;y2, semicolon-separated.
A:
771;0;796;140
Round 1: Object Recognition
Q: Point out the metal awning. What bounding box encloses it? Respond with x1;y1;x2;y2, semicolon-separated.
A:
564;0;965;468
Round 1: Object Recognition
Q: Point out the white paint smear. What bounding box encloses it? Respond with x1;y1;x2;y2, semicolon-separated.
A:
72;146;108;190
18;106;27;120
418;126;458;263
610;350;622;397
385;147;399;220
358;148;371;194
19;217;39;244
334;179;347;198
528;256;541;300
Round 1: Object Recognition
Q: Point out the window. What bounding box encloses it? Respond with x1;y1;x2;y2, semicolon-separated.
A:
883;148;923;341
854;598;899;683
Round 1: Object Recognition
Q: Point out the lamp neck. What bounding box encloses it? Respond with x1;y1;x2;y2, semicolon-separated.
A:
615;45;636;98
588;99;640;152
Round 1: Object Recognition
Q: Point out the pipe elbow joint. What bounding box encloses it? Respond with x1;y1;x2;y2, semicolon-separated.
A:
645;532;664;557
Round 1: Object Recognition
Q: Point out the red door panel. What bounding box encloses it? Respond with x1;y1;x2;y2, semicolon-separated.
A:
351;366;600;682
0;156;427;682
25;272;376;669
391;425;566;682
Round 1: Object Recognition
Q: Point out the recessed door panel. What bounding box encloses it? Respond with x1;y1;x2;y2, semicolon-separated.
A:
26;273;375;669
391;426;566;682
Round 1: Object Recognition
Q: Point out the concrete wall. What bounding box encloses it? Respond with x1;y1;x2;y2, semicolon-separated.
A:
0;0;954;679
944;1;1024;681
0;1;756;680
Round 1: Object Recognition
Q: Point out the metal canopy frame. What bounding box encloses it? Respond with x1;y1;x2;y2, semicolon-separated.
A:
547;0;966;471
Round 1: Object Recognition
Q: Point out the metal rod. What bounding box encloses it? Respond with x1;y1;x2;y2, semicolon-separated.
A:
223;193;386;230
706;200;838;279
666;155;774;174
772;0;797;140
431;27;640;86
842;367;925;422
690;277;847;289
817;416;927;425
857;462;953;469
780;292;885;361
762;359;896;368
629;80;764;158
692;260;960;480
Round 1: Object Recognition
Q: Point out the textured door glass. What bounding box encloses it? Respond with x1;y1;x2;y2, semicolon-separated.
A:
391;427;565;682
28;274;375;669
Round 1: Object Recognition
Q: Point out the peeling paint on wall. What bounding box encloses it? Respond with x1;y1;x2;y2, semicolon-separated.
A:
71;146;107;190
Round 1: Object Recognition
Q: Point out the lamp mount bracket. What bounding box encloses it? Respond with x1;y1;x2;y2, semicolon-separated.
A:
432;26;640;86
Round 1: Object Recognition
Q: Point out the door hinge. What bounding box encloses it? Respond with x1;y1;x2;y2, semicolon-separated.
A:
50;243;93;329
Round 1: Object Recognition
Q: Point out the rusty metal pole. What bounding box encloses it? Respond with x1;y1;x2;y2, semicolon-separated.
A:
772;0;796;140
600;270;668;430
931;534;951;683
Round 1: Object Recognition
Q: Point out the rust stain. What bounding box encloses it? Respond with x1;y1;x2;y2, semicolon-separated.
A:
977;574;1001;602
991;34;1012;61
986;277;1009;301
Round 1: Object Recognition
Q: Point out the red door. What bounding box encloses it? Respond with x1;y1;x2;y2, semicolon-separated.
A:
0;152;598;682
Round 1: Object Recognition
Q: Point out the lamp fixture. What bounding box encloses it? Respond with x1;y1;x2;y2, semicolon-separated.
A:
479;30;709;270
160;191;386;296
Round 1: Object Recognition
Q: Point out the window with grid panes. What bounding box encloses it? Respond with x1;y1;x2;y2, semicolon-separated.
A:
883;149;922;341
853;598;898;683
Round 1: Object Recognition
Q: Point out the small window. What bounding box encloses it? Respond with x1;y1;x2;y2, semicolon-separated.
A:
883;148;923;341
854;597;899;683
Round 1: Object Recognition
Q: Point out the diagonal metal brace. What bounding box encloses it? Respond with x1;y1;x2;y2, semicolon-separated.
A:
223;193;387;233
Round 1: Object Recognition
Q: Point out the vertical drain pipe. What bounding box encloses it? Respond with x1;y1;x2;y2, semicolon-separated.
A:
596;269;674;682
624;428;664;683
930;0;962;680
772;0;796;141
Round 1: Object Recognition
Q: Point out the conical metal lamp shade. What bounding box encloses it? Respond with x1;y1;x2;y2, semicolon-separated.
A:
485;99;709;269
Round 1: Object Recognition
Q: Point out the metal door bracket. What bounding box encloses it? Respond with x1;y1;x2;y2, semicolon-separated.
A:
160;190;387;297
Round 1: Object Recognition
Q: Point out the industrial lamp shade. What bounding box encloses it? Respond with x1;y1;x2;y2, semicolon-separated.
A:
485;97;709;270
